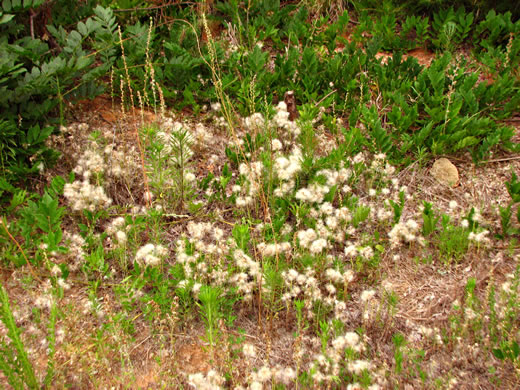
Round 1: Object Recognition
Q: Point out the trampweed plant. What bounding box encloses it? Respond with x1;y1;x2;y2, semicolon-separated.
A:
197;285;224;348
437;215;470;264
144;123;197;212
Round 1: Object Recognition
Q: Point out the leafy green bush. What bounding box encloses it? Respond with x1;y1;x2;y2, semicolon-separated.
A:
389;0;520;19
0;4;115;198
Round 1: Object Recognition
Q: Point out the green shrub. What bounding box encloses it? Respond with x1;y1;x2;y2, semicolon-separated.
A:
389;0;520;19
0;4;115;198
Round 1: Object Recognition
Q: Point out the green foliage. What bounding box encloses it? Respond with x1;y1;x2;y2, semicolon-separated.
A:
0;176;65;267
145;124;196;212
437;215;469;263
499;171;520;238
0;4;114;193
197;285;224;346
506;171;520;203
392;332;406;374
361;105;394;157
388;190;406;224
430;7;474;50
422;201;439;236
168;125;195;210
389;0;520;19
232;223;250;252
493;340;520;363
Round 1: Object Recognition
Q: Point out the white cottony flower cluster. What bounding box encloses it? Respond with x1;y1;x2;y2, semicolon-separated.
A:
251;365;272;383
176;221;234;291
103;144;140;178
187;221;214;241
359;246;374;260
244;112;265;130
360;289;378;321
360;289;376;303
271;138;283;151
468;229;490;244
297;228;317;249
471;209;483;223
155;131;173;156
257;241;291;257
64;140;125;212
73;149;106;179
281;268;322;304
325;268;342;283
34;294;54;310
106;217;125;235
236;161;264;207
376;207;393;222
335;206;352;223
273;180;295;198
297;205;350;248
316;166;351;187
348;360;372;375
274;147;302;181
351;152;366;165
295;183;330;203
344;244;358;257
272;147;302;197
115;230;127;246
188;369;224;390
319;202;334;215
272;100;300;136
344;244;373;260
309;328;369;387
64;180;112;212
370;153;396;177
193;122;212;147
135;243;168;267
249;364;297;386
106;217;129;247
242;343;256;358
331;331;363;354
63;232;86;271
185;172;196;183
235;196;254;207
272;366;297;385
231;249;263;301
239;161;263;180
325;268;354;285
388;219;420;247
309;238;328;255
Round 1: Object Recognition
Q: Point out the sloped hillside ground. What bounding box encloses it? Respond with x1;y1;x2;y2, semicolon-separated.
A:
1;3;520;389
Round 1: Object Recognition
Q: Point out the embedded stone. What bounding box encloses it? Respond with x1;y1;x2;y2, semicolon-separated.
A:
431;158;459;187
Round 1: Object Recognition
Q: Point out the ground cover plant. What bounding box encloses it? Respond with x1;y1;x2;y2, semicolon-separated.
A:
1;1;520;388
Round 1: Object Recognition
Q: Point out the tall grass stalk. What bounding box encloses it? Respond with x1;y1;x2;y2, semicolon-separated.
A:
44;302;58;387
198;14;281;329
118;25;152;207
0;284;38;389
